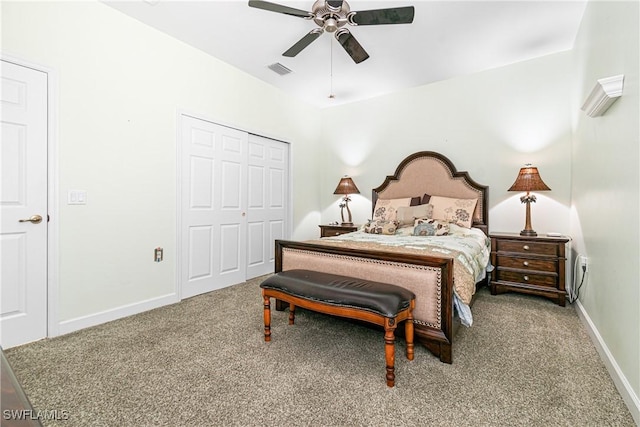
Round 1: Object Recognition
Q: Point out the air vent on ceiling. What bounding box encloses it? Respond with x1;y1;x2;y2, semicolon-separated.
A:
268;62;293;76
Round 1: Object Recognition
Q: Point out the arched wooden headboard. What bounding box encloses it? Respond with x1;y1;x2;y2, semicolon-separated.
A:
372;151;489;234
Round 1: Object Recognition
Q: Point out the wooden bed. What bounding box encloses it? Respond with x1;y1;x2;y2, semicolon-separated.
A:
274;151;489;363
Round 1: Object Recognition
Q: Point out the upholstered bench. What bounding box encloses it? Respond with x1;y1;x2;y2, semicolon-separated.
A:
260;269;416;387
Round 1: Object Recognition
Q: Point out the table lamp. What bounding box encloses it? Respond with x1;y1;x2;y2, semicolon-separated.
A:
333;176;360;226
508;165;550;236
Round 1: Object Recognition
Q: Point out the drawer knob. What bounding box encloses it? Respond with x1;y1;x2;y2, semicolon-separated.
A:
523;261;529;266
523;275;529;281
523;245;530;250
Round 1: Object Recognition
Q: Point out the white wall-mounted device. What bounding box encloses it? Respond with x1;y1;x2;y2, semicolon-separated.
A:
581;75;624;117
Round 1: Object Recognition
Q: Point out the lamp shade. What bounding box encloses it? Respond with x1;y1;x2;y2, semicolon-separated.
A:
333;176;360;195
508;166;551;192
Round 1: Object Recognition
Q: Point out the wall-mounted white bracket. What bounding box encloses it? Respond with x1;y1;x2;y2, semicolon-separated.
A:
581;75;624;117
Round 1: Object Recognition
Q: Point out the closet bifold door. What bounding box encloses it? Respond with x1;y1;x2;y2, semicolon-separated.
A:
179;114;290;299
180;115;248;298
246;134;289;279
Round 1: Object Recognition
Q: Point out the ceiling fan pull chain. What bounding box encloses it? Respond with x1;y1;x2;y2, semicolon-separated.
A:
329;36;335;99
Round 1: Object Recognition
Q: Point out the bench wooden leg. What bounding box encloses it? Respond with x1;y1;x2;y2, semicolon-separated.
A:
406;303;415;361
384;317;398;387
262;293;271;342
288;303;296;325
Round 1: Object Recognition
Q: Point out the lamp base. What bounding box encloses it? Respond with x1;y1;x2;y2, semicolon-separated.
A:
339;200;353;227
520;197;537;237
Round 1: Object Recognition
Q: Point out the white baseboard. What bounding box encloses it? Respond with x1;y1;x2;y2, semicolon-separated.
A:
56;293;180;336
575;299;640;425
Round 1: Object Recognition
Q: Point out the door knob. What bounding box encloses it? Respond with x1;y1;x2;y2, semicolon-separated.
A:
19;215;43;224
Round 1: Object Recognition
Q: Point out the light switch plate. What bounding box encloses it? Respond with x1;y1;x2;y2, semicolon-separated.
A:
68;190;87;205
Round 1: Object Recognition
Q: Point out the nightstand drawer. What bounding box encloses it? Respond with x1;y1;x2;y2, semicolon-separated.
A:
495;240;559;256
319;224;358;238
324;230;345;237
496;269;558;287
495;255;557;272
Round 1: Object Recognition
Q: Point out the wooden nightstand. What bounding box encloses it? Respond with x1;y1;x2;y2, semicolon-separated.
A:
490;233;569;306
319;224;358;238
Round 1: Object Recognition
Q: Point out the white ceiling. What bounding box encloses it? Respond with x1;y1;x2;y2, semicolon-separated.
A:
104;0;587;108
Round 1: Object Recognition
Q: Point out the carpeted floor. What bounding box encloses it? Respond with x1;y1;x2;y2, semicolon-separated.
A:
5;277;634;426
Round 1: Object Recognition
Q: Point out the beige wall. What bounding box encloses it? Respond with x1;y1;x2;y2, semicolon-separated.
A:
570;0;639;418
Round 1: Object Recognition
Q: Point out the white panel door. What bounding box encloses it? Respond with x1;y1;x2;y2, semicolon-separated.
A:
0;60;48;348
181;115;247;298
246;134;289;279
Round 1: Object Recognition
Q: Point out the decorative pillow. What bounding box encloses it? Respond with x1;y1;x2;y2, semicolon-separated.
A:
395;225;416;236
421;193;432;205
412;218;450;236
363;220;399;235
396;204;434;226
372;198;412;222
429;196;478;228
410;196;422;206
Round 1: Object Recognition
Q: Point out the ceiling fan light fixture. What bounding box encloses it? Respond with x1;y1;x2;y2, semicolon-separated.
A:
324;17;338;32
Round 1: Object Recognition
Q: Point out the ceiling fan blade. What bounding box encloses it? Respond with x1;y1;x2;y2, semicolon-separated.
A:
283;29;323;57
350;6;415;25
335;29;369;64
326;1;344;11
248;0;312;18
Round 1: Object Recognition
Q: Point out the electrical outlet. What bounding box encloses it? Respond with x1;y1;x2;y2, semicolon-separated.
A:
154;247;163;262
580;255;588;271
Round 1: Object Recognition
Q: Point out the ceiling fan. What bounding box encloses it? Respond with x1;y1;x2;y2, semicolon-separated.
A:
248;0;415;64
